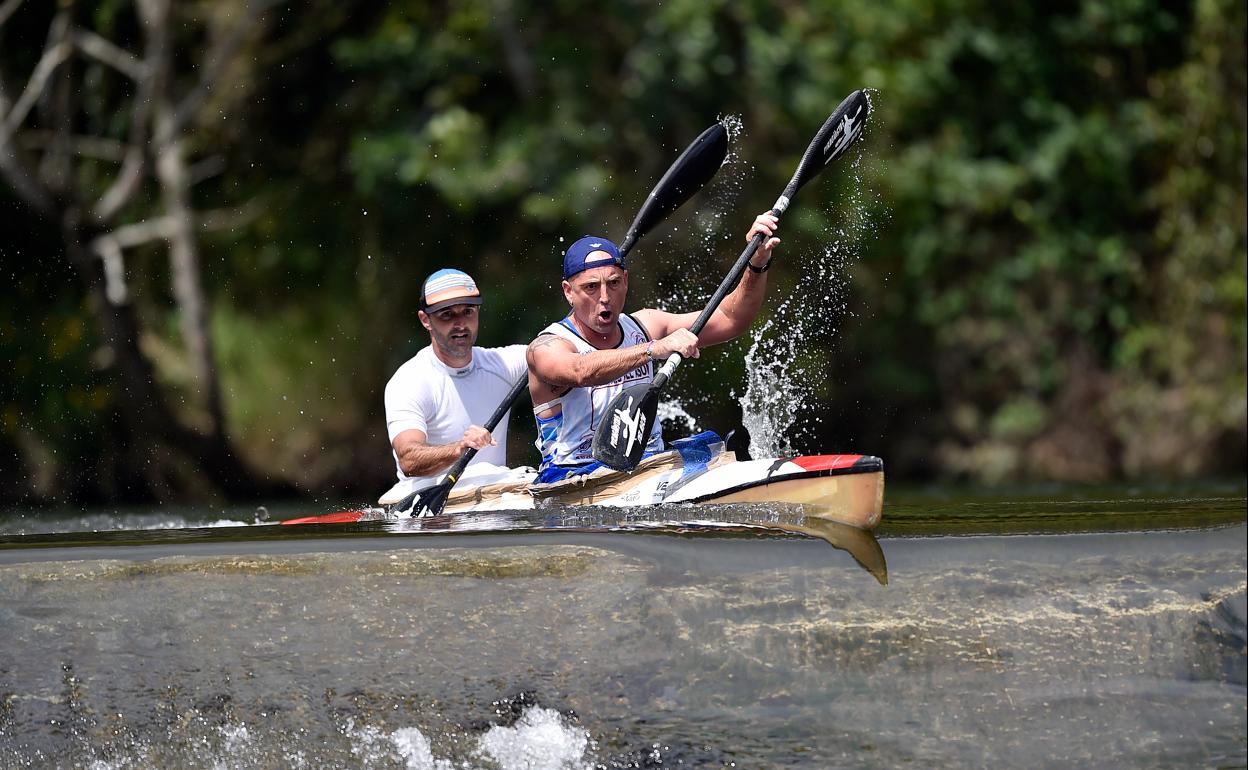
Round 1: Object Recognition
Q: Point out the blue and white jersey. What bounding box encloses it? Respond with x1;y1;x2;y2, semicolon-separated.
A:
533;313;664;469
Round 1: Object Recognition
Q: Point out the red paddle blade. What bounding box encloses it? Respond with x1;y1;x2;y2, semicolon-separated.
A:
280;510;368;525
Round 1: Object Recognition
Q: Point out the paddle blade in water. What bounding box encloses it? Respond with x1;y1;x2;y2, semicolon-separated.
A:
779;90;869;210
412;483;452;518
397;481;453;518
592;382;660;471
619;122;728;255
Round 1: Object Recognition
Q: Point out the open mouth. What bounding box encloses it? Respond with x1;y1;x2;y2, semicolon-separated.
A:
597;310;613;324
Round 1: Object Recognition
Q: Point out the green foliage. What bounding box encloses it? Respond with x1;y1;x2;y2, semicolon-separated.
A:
1;0;1243;503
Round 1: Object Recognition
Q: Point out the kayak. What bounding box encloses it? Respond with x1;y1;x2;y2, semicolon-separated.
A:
283;435;885;530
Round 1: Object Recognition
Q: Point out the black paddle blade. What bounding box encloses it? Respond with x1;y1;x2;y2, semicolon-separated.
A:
412;482;453;517
781;90;870;209
619;122;728;255
592;382;661;471
395;481;452;518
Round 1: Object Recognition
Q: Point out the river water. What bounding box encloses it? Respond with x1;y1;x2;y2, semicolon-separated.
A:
0;486;1244;769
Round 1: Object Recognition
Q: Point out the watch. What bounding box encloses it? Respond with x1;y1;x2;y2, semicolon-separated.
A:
747;258;772;274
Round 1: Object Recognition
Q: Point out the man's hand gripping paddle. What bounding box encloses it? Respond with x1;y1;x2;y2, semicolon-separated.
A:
393;122;730;517
592;90;870;472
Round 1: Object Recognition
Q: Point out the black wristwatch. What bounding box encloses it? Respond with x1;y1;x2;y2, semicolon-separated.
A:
747;258;772;274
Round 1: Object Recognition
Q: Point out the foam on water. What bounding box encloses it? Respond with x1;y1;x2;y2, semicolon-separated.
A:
0;511;260;535
344;707;591;770
71;706;593;770
476;706;593;770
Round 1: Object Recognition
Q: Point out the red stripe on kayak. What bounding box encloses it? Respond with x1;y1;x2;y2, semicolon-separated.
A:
789;455;864;472
280;510;367;525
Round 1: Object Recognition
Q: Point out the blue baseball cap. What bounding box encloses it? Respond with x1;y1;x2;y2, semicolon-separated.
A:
563;236;624;280
421;268;482;314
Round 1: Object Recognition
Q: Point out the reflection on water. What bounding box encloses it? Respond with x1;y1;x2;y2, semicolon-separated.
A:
0;489;1244;768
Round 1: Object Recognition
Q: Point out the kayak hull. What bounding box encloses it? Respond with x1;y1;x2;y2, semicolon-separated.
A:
677;469;885;530
283;449;885;530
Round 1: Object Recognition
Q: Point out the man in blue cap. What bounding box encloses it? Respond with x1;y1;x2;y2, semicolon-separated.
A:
527;212;780;483
383;269;528;497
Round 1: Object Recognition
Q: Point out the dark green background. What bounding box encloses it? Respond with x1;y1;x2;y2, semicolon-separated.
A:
1;0;1244;505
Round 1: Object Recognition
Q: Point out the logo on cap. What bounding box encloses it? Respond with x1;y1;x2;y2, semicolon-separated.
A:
563;235;623;279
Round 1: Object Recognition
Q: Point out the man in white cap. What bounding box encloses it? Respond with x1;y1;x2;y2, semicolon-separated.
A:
527;213;780;483
384;269;528;491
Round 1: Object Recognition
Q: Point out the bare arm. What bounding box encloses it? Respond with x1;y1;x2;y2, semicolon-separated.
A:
392;426;494;478
638;212;779;346
526;333;655;390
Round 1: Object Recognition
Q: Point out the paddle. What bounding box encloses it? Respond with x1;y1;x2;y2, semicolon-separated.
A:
592;89;870;472
393;121;730;517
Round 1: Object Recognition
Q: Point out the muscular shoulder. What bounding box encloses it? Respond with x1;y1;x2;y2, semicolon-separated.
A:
527;332;575;355
526;333;579;376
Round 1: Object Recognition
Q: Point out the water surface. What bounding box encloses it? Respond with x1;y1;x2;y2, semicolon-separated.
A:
1;487;1244;769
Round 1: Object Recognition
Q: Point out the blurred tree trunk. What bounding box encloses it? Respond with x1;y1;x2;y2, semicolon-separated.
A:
154;95;226;436
0;0;289;501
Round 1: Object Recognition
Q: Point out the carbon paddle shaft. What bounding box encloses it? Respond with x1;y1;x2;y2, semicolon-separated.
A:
648;90;870;392
649;225;772;391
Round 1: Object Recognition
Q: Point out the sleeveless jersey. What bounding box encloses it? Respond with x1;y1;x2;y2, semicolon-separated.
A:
533;313;664;468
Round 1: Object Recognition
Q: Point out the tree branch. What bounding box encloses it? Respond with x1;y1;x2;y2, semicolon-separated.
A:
92;148;145;221
73;28;146;80
92;0;170;222
187;153;225;186
0;80;54;213
89;215;183;307
0;140;54;213
37;10;75;194
97;215;175;250
20;130;127;161
198;198;262;232
0;5;68;215
0;0;23;29
165;0;284;140
91;235;131;305
0;39;72;138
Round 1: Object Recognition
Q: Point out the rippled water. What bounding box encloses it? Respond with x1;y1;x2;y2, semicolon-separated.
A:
1;487;1244;769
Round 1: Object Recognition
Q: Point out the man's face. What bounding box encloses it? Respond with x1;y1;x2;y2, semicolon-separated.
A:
563;263;628;338
419;304;479;362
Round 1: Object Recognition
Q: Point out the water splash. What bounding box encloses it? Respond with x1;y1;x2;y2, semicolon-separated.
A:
56;703;595;769
340;707;592;770
656;398;700;436
645;114;752;424
737;318;807;459
476;706;593;770
0;510;262;535
390;728;446;770
735;100;885;457
650;113;748;318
